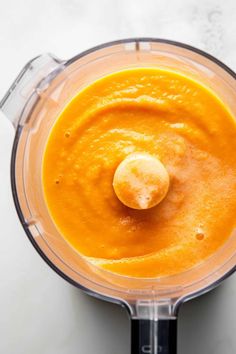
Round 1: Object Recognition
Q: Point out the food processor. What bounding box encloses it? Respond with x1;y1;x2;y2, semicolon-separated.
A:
1;38;236;354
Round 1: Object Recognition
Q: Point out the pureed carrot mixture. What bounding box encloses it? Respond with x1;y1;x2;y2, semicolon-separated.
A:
42;68;236;278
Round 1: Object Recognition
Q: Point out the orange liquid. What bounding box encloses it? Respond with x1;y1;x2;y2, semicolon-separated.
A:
42;68;236;278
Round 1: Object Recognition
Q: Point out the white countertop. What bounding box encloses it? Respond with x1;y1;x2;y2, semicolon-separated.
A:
1;0;236;353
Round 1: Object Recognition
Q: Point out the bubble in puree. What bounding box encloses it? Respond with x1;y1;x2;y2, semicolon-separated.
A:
43;68;236;278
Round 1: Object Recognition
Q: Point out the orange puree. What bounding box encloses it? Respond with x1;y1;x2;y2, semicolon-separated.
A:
42;68;236;278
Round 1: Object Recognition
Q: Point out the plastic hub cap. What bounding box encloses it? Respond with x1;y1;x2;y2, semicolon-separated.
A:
113;153;170;210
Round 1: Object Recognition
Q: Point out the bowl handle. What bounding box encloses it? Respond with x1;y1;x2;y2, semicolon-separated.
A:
0;53;64;128
129;299;178;354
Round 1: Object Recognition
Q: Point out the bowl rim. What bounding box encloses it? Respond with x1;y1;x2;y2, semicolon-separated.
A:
10;37;236;309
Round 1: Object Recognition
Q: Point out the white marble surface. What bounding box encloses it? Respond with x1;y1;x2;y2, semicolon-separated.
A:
0;0;236;353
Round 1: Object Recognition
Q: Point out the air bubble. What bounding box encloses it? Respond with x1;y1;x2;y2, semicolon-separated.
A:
195;227;205;240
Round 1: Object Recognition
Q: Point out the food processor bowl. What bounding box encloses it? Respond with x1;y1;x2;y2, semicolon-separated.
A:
1;38;236;354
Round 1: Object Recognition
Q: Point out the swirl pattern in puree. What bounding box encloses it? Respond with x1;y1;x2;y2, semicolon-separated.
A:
43;68;236;278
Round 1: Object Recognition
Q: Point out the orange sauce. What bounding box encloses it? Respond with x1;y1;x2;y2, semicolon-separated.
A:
42;68;236;278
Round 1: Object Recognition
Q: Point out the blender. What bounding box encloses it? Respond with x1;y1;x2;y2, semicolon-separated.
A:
1;38;236;354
